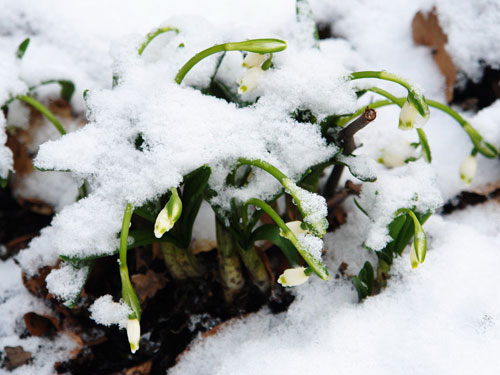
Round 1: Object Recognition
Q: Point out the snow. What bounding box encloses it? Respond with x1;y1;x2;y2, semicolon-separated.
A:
89;295;132;329
1;0;500;374
171;202;500;375
0;259;79;375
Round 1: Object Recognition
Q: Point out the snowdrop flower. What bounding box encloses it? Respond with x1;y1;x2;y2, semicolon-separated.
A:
279;220;309;239
378;141;417;167
238;66;265;94
127;318;141;353
410;243;419;269
154;188;182;238
398;99;429;130
278;267;311;287
460;154;477;185
242;52;266;68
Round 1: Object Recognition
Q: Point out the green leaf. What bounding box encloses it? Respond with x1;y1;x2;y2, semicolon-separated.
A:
416;128;432;163
249;224;301;267
353;261;375;301
0;176;8;188
16;38;30;60
63;260;94;308
58;80;75;102
180;166;211;246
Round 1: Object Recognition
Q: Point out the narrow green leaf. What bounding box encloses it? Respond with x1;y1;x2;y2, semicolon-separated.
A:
16;38;30;59
249;224;301;267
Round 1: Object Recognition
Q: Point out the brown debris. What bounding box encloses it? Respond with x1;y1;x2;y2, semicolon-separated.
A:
22;265;54;299
412;8;457;102
131;270;168;304
124;360;152;375
23;312;60;337
2;346;32;370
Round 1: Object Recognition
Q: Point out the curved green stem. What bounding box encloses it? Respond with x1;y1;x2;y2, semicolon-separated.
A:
119;203;141;320
237;158;287;183
244;198;329;280
341;92;498;158
138;26;179;56
17;95;66;135
349;71;428;117
175;38;287;84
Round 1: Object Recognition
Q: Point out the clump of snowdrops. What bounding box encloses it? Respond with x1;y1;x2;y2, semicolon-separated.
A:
5;10;497;355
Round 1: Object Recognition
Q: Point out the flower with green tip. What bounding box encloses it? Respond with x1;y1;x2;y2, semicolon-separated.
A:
460;154;477;185
279;220;309;239
127;318;141;353
238;66;265;94
378;141;418;167
242;52;266;68
410;243;419;269
154;188;182;238
398;99;430;130
278;267;312;287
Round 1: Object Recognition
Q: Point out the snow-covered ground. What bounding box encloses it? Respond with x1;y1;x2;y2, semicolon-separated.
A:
1;0;500;374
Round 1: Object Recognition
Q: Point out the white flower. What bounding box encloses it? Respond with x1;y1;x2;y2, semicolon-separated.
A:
238;67;265;94
154;189;182;238
460;154;477;185
242;52;266;68
278;267;310;287
127;318;141;353
378;141;417;167
410;243;419;269
279;221;309;239
398;100;429;130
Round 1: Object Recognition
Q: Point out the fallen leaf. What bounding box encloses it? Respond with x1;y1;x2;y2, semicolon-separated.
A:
124;360;152;375
131;270;168;304
2;346;32;370
412;8;457;102
23;312;60;337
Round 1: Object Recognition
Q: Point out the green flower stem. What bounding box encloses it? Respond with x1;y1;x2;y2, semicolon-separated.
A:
349;70;428;117
215;219;244;302
175;38;287;84
119;203;141;320
235;241;270;293
396;208;426;263
343;91;499;158
17;95;66;135
237;158;309;220
244;198;329;280
138;26;179;56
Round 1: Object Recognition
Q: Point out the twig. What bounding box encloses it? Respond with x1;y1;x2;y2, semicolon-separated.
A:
323;108;376;198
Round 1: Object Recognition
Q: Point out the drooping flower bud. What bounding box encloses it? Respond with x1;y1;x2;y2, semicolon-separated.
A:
127;318;141;353
398;99;429;130
279;220;309;239
278;267;311;287
238;66;265;94
154;188;182;238
459;154;477;185
378;141;418;168
242;52;266;68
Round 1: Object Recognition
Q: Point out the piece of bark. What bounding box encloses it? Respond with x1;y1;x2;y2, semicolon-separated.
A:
2;346;32;370
412;8;457;102
124;360;152;375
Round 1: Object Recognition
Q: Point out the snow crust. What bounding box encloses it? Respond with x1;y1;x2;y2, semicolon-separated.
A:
89;295;132;329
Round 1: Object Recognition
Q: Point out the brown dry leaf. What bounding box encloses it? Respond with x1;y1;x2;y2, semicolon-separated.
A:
22;266;55;299
23;312;60;337
2;346;32;370
131;270;168;304
6;130;33;177
124;360;152;375
412;8;457;102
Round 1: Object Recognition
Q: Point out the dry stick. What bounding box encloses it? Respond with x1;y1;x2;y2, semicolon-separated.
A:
323;108;376;199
